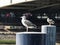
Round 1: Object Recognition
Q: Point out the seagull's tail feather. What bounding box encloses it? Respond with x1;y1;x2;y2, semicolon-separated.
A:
34;25;37;28
32;24;37;28
52;21;55;24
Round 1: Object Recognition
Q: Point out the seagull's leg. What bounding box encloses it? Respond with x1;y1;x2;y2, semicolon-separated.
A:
26;27;28;32
49;23;50;25
49;23;51;25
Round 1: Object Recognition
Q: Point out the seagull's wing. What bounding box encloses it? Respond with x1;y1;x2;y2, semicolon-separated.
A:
24;20;37;27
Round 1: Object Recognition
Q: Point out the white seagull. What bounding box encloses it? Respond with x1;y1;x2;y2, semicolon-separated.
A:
47;17;55;25
21;16;37;32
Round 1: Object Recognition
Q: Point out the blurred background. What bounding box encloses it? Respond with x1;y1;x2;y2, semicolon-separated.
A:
0;0;60;45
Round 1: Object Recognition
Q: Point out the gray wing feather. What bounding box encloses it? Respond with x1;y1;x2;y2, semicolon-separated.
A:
24;20;37;27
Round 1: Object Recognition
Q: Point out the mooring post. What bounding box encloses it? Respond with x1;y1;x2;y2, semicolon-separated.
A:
41;25;56;45
16;32;46;45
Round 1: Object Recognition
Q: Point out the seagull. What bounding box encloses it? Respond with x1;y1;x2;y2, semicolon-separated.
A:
47;17;55;25
21;16;37;32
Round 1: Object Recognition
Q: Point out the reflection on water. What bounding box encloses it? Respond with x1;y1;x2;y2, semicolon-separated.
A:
0;44;16;45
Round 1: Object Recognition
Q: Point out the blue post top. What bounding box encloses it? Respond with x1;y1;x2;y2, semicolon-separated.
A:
16;32;46;35
41;25;56;27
